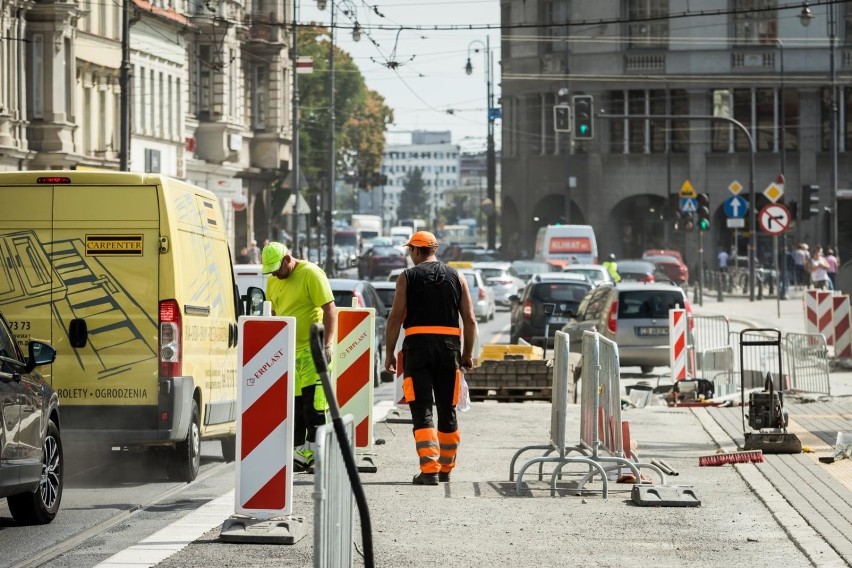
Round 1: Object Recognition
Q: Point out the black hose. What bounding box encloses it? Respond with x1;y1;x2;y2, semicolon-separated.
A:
309;323;374;568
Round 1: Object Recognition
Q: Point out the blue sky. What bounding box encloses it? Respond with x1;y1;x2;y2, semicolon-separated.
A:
299;0;501;153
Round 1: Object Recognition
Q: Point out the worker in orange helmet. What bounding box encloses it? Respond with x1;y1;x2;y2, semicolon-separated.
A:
384;231;477;485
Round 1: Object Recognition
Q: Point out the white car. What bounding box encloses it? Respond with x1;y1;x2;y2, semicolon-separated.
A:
473;261;526;307
562;264;613;286
458;268;496;323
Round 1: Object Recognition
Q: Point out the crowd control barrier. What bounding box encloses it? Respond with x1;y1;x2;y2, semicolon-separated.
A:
689;315;731;372
575;331;664;487
313;415;356;568
669;308;690;381
785;333;831;395
510;331;607;497
805;290;834;345
220;314;305;544
333;307;377;472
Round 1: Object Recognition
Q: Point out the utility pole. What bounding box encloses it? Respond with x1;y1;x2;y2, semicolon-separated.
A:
324;1;336;275
119;0;131;171
291;0;300;256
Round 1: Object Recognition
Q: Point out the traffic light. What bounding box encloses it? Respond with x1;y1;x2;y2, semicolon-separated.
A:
788;199;799;221
801;184;819;220
672;210;682;231
682;212;695;232
572;94;594;140
553;104;571;133
697;193;711;231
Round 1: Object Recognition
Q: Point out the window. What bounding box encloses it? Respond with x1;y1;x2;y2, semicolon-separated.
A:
608;89;688;154
711;87;798;153
253;64;267;129
734;0;778;45
627;0;669;48
525;95;543;154
197;45;212;115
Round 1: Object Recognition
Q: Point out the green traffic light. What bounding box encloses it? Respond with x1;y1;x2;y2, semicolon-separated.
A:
579;124;589;134
698;218;710;231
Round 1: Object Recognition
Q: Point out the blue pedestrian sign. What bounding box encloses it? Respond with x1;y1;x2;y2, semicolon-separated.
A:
723;195;748;218
680;198;697;213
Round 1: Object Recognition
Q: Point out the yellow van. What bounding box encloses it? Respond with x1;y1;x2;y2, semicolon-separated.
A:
0;171;241;481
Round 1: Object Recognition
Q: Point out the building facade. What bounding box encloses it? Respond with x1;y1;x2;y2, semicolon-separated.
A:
380;131;461;228
500;0;851;265
0;0;294;256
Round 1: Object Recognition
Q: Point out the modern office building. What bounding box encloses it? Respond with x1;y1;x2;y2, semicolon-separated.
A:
500;1;850;264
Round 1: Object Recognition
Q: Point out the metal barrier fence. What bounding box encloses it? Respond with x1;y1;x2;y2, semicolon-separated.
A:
689;315;730;373
785;333;832;395
700;345;737;396
313;415;355;568
509;331;606;497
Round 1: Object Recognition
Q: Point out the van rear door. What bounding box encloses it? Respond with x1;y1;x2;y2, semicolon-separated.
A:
51;184;160;432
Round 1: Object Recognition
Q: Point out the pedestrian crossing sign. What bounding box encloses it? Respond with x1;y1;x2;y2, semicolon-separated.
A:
680;198;698;213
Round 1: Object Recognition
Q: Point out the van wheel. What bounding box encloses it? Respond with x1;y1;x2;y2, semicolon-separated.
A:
168;400;200;482
221;435;237;463
8;419;63;525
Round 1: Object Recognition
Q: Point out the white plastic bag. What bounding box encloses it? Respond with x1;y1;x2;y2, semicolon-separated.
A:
457;371;471;412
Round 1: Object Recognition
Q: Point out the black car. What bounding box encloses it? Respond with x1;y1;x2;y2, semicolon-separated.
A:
329;279;389;386
509;273;592;347
0;311;62;524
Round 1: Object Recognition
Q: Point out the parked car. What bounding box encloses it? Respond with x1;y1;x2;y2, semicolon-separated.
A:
371;281;397;317
357;245;408;280
473;262;526;307
642;249;684;264
643;254;689;286
509;273;593;347
562;264;613;286
509;260;559;283
457;268;496;323
0;310;62;524
616;259;673;284
329;279;388;386
561;282;692;376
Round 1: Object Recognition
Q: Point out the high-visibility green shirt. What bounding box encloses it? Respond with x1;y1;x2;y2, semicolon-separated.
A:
603;261;621;282
266;261;334;349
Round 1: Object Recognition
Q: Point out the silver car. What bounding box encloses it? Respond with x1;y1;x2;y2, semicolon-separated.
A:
473;262;526;307
562;282;691;376
458;268;496;323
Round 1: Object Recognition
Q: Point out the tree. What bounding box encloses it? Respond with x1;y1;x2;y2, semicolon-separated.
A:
343;89;394;191
397;168;430;220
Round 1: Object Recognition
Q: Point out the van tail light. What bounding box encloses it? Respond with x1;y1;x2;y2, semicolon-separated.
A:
159;300;182;378
478;288;486;300
607;300;618;334
522;299;532;319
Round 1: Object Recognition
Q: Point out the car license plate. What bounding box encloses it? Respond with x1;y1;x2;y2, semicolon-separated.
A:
638;327;668;336
548;316;568;325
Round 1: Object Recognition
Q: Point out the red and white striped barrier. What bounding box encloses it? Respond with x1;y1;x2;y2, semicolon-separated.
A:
833;295;852;359
669;308;688;381
333;308;375;452
235;316;296;519
805;290;833;344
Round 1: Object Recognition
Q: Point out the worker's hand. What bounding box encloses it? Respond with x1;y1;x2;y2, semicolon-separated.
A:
385;354;396;375
324;344;333;364
460;354;474;371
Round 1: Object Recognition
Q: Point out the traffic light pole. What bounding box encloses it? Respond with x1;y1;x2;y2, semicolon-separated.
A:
599;111;758;301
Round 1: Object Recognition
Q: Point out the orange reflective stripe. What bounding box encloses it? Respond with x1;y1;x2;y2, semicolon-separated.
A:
403;377;415;402
452;369;461;406
405;326;461;337
414;428;440;473
437;431;460;472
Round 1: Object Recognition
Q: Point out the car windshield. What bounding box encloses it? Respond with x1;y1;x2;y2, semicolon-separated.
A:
618;290;686;319
375;288;395;307
618;260;655;273
644;255;679;264
565;268;605;282
372;246;404;257
532;283;590;302
478;268;505;279
332;290;355;308
511;261;553;278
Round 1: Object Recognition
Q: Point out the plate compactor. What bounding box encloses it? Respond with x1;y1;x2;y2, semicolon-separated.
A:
740;329;802;455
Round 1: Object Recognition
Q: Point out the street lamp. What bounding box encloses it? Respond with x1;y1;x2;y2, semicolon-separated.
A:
799;1;839;258
465;37;496;250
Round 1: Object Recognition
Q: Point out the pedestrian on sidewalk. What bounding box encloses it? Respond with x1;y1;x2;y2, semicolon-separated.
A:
246;239;261;264
808;245;831;290
826;248;839;291
717;247;729;273
793;243;809;287
262;241;337;472
384;231;477;485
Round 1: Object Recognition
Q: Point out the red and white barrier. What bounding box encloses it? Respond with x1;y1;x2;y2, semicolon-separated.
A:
235;316;296;519
833;295;852;359
669;308;688;381
805;290;833;344
333;308;375;451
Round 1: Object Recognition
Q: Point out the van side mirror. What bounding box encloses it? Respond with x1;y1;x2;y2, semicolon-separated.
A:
246;286;266;316
508;294;520;303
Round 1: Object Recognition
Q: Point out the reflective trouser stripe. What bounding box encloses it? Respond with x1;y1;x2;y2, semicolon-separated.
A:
437;430;461;472
414;427;440;474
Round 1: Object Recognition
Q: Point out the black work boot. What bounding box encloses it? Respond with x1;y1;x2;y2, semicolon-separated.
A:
438;471;450;483
412;472;439;485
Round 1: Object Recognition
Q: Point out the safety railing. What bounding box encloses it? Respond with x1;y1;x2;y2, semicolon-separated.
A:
689;315;730;373
700;345;737;397
785;333;831;395
313;415;355;568
509;331;607;497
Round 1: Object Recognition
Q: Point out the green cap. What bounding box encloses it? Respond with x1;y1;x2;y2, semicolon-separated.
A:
261;242;290;274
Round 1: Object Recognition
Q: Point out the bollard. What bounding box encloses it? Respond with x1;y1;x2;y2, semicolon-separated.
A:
717;275;724;302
